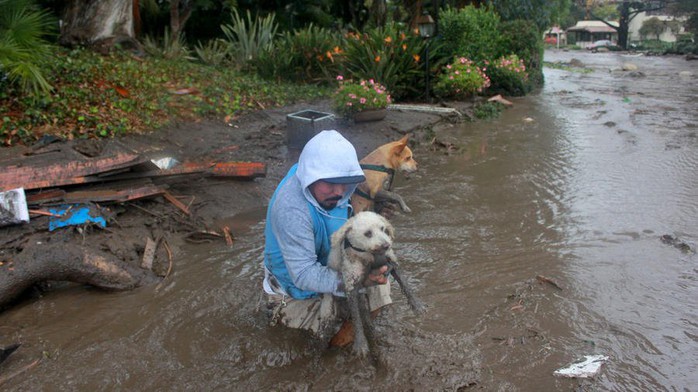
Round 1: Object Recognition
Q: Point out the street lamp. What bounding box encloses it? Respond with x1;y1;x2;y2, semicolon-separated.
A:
417;11;435;103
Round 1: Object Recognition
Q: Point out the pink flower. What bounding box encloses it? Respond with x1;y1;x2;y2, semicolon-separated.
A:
360;98;366;104
336;75;344;81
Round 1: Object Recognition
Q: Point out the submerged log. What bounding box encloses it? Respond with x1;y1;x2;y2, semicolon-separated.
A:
0;243;159;309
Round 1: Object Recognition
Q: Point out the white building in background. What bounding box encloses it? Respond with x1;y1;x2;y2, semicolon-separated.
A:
628;11;688;43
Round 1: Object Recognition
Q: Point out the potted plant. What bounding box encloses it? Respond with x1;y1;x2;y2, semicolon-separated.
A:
332;76;392;121
433;57;491;100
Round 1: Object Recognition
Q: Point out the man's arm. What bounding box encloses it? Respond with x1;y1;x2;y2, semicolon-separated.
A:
271;204;343;295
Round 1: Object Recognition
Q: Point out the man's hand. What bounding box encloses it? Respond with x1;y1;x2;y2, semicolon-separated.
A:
364;265;389;286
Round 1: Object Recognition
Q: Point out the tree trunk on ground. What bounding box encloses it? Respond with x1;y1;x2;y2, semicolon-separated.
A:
59;0;136;50
0;243;158;309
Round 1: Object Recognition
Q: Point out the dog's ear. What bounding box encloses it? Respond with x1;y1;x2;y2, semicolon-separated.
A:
381;215;395;239
331;220;353;249
392;134;409;155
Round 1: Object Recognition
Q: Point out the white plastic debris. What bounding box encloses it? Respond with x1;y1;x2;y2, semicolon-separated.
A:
553;355;609;378
151;157;179;170
0;188;29;227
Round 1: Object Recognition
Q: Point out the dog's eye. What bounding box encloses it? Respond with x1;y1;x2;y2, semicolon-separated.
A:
364;230;373;238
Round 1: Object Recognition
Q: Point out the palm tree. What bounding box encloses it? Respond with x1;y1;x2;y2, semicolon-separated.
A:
0;0;55;97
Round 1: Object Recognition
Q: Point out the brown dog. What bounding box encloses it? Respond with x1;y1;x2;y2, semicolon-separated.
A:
351;135;418;214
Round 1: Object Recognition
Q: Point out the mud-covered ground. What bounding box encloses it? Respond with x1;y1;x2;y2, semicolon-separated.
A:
0;99;465;310
3;50;695;391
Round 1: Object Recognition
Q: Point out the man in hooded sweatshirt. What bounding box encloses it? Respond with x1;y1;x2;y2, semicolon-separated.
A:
263;130;392;340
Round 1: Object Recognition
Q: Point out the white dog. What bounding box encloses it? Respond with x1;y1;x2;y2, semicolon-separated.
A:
328;211;424;358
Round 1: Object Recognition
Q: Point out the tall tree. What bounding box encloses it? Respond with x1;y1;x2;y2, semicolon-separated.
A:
583;0;666;49
59;0;136;49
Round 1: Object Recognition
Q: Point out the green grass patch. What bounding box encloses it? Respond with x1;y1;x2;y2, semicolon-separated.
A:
1;47;331;146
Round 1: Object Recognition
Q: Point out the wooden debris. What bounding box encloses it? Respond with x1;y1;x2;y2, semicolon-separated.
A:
0;152;146;192
141;237;158;270
163;191;190;215
536;274;563;290
487;94;514;106
222;225;234;247
28;209;62;218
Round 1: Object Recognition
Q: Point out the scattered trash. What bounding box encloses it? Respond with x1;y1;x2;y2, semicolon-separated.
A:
0;188;29;227
623;97;631;103
523;117;535;123
554;355;609;378
48;204;107;231
150;157;179;170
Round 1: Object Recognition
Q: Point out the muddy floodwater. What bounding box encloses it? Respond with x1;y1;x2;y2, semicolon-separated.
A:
2;50;697;390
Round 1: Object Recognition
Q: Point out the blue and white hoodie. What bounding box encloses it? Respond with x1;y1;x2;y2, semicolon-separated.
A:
263;130;365;299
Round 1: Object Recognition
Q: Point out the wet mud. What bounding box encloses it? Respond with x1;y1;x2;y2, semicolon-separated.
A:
1;50;697;390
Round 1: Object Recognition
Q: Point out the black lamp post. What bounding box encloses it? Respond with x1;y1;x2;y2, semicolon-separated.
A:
417;11;435;103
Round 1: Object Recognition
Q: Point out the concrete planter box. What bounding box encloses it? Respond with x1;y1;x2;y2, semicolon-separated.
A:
286;110;335;150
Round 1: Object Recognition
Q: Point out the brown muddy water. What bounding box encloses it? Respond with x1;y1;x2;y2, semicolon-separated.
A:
2;50;697;391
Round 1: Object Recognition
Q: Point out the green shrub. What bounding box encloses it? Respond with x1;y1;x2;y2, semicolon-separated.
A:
254;24;341;83
194;38;229;66
486;54;529;96
474;101;504;119
438;6;502;63
0;0;55;97
143;28;191;60
221;9;278;71
498;19;544;88
332;77;391;118
674;34;697;55
339;22;426;100
433;57;490;100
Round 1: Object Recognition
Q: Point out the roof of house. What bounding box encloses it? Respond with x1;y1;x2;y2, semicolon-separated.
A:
567;20;619;33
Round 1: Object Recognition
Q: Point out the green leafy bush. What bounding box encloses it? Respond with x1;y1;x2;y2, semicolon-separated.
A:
474;101;504;119
194;39;229;66
339;22;426;100
433;57;490;100
486;54;529;96
438;6;502;63
221;9;278;71
254;24;341;83
332;77;392;118
0;0;55;97
498;19;544;88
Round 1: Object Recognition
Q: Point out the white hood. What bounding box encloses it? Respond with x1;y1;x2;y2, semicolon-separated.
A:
296;130;364;209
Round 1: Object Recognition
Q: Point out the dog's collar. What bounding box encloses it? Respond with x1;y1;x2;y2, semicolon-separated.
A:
360;164;395;175
353;187;373;201
343;238;368;252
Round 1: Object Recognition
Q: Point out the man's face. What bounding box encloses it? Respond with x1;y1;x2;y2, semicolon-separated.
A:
309;180;349;210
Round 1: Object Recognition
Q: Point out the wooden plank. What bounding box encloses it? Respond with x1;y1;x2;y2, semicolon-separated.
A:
62;184;166;203
85;161;267;181
0;152;147;192
163;191;191;215
141;237;158;270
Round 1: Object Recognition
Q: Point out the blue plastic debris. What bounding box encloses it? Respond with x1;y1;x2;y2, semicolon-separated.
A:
48;204;107;231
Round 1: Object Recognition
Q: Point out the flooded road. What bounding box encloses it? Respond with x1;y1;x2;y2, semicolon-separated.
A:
2;50;697;390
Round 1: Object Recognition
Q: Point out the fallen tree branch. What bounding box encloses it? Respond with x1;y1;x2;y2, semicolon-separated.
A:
1;243;159;309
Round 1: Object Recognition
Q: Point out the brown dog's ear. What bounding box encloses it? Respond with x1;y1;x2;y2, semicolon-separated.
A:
392;134;409;155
